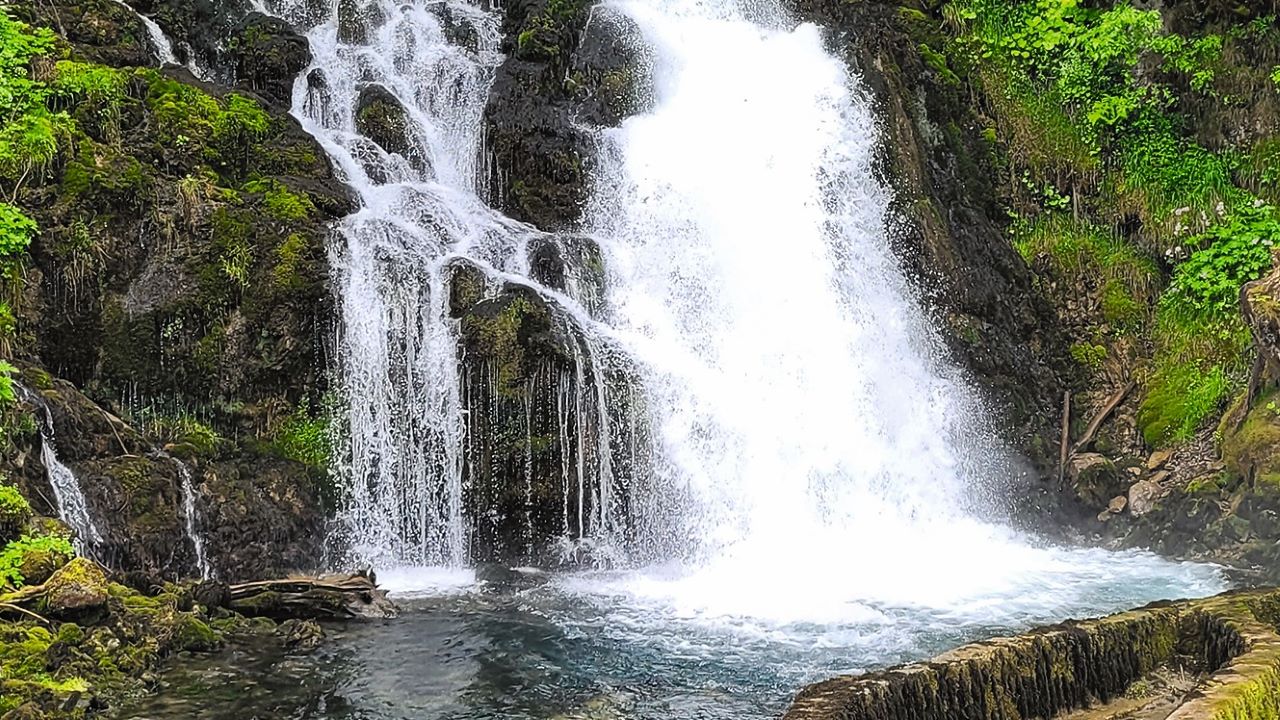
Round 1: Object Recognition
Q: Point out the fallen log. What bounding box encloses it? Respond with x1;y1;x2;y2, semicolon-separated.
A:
227;571;397;621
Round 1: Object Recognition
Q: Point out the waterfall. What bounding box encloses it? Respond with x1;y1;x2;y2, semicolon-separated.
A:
109;0;178;65
276;0;1013;571
25;396;104;556
167;455;212;580
275;0;1195;602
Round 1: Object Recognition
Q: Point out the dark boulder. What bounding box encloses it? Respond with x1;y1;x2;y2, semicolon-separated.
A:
228;13;312;108
355;84;430;175
569;6;655;127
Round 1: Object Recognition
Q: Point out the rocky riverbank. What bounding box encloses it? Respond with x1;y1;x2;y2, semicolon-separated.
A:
786;588;1280;720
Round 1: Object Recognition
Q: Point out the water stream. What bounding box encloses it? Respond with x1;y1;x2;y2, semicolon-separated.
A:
18;387;104;556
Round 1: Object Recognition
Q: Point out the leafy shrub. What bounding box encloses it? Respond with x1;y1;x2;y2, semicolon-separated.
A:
1163;202;1280;319
0;202;36;261
0;534;74;589
0;359;16;406
0;481;32;537
273;401;331;469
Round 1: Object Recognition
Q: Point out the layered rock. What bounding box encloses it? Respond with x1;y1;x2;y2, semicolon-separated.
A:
0;0;340;581
786;589;1280;720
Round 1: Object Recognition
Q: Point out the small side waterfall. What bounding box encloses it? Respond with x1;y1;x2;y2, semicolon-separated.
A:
27;399;104;555
108;0;178;65
166;455;212;580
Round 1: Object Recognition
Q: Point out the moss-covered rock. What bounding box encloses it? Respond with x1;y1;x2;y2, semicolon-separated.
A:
354;84;428;175
785;589;1280;720
41;557;108;620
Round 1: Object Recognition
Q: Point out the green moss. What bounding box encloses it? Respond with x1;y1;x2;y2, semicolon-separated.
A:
0;483;32;538
463;295;546;398
242;178;315;222
272;400;331;469
1069;342;1106;370
172;615;220;652
1222;392;1280;484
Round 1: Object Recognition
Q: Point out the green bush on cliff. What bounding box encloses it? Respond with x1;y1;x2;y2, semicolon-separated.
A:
0;201;36;261
0;10;71;190
0;534;74;588
1164;202;1280;319
0;359;16;406
273;400;331;469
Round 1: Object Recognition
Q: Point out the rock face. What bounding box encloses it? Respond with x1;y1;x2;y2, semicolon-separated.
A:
228;13;313;107
354;84;428;174
785;589;1280;720
451;269;643;565
0;0;339;581
484;0;656;229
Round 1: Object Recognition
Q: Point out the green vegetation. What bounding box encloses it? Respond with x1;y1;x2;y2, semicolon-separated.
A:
242;178;315;222
0;533;74;588
273;400;332;469
0;10;68;191
946;0;1280;446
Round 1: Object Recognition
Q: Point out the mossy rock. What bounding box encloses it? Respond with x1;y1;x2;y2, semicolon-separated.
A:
354;84;427;174
16;548;70;588
171;614;219;652
40;558;109;620
1222;396;1280;483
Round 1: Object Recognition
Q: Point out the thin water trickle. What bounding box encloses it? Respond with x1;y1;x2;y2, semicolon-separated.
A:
170;456;213;580
19;388;104;556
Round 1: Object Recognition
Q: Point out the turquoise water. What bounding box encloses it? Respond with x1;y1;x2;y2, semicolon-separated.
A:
124;558;1225;720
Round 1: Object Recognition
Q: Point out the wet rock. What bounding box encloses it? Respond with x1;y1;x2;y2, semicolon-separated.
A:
129;0;253;74
173;614;220;651
427;2;481;52
228;13;312;107
280;618;325;649
42;558;109;620
1107;495;1127;514
527;235;606;317
192;580;232;610
355;84;429;175
786;589;1280;720
1069;453;1123;507
338;0;386;45
448;258;489;318
569;6;655;127
1128;478;1165;517
484;0;594;230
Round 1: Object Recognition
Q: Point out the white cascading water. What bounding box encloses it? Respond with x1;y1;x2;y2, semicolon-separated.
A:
264;0;1223;622
170;457;212;579
282;0;510;566
32;402;104;556
110;0;178;65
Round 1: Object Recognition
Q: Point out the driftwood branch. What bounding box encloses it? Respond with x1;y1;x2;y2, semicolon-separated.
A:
0;602;50;625
227;572;397;620
1070;381;1135;456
